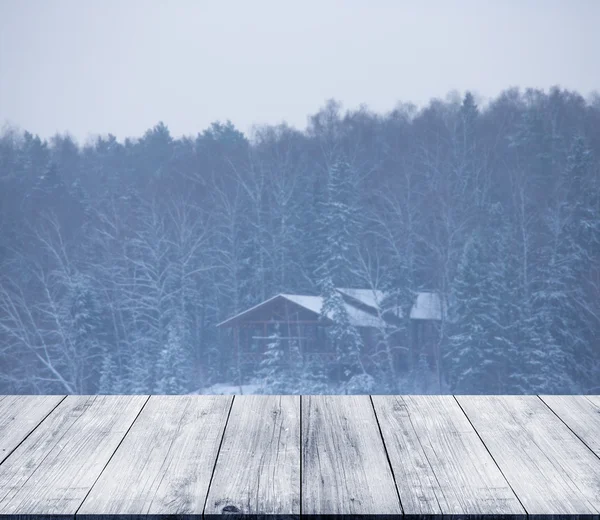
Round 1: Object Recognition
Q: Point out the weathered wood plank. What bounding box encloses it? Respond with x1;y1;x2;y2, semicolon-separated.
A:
302;395;401;517
457;395;600;516
78;395;232;517
0;395;65;466
586;395;600;420
0;395;147;516
540;395;600;459
372;395;525;517
204;395;300;519
0;394;597;519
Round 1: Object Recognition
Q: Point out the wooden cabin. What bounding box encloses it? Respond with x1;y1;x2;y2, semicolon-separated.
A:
216;288;443;379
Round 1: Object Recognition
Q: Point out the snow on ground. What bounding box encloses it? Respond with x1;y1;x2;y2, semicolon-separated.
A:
188;383;261;395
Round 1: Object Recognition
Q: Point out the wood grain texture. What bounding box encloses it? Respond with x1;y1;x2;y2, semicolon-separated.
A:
0;395;598;519
302;395;401;517
540;395;600;459
78;395;232;517
372;395;525;517
204;395;300;519
0;395;147;516
587;395;600;428
0;395;65;466
586;395;600;407
457;395;600;516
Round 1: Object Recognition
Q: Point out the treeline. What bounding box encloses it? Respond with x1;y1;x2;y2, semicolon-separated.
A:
0;87;599;394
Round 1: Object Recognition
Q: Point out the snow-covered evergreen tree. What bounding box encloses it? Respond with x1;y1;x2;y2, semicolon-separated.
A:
315;158;362;287
319;277;365;387
344;372;376;394
156;319;190;394
298;354;331;394
522;135;596;394
315;158;365;386
67;272;103;393
445;230;493;393
257;323;287;394
562;135;599;387
127;339;155;394
98;347;123;394
490;209;526;393
445;204;519;393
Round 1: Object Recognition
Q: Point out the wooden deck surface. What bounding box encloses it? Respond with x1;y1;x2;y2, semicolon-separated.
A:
0;395;599;518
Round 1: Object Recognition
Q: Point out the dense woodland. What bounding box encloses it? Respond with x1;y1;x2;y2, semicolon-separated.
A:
1;87;599;394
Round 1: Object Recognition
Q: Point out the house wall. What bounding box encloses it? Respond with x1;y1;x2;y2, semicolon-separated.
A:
228;307;441;383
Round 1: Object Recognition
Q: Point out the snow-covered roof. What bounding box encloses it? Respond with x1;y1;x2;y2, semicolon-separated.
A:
217;289;442;327
280;294;323;315
336;288;385;309
215;293;282;327
410;292;443;320
216;292;388;328
343;301;387;327
283;294;387;328
336;288;405;319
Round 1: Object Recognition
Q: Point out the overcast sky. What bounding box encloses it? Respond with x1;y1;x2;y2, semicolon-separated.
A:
1;0;599;143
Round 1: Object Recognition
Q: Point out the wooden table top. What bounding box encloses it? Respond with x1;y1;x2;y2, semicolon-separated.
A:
0;395;599;518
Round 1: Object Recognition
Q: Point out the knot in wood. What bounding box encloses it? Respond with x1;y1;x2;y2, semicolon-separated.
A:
222;505;241;514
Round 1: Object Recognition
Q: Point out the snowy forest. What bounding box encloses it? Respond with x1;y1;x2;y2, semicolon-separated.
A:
1;87;599;395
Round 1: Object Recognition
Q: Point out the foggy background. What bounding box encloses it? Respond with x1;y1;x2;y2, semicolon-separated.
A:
0;1;599;395
1;0;599;141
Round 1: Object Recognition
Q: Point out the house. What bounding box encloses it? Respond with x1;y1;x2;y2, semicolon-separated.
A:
216;288;443;378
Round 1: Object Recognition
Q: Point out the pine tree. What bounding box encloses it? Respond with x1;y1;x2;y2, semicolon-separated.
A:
490;209;526;393
471;205;524;393
522;136;596;394
257;324;287;394
67;272;104;393
379;284;414;392
124;342;153;394
314;158;365;386
156;320;189;394
319;277;365;388
298;354;331;394
456;92;484;207
445;230;490;392
344;372;377;394
315;158;362;287
445;205;517;394
562;135;599;387
98;347;123;394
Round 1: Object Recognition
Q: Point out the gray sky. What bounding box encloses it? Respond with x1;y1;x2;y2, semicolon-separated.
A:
1;0;599;143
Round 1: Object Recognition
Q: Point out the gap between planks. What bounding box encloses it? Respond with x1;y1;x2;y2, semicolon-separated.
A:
0;395;598;518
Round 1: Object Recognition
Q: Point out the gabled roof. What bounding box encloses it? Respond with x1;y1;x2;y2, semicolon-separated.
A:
216;293;388;328
215;293;280;327
285;293;387;328
279;294;323;315
217;288;443;328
